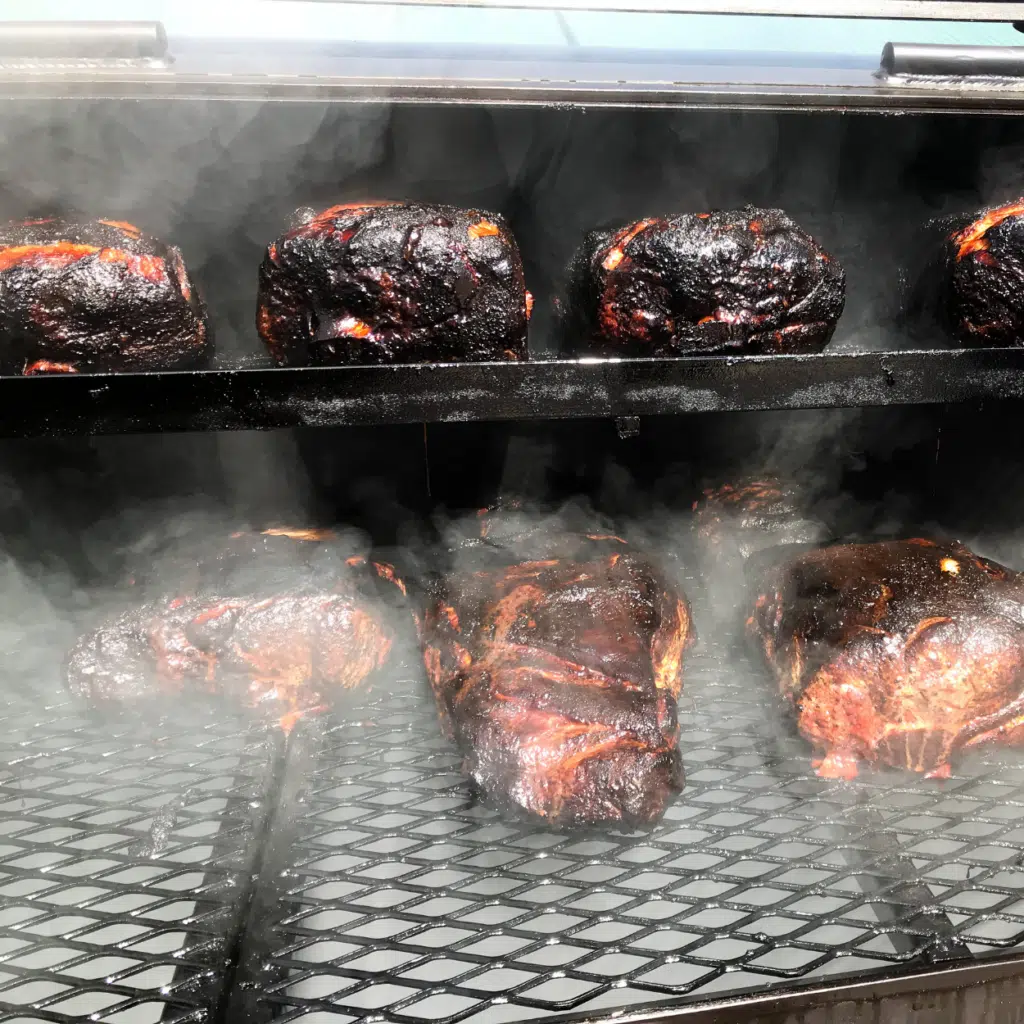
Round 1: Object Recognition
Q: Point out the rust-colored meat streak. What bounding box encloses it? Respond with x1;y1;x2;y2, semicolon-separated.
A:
601;218;658;272
98;219;142;238
335;316;373;339
952;200;1024;260
0;242;99;271
262;527;337;542
0;242;167;284
372;561;407;596
65;530;408;732
468;219;500;239
23;360;78;375
422;517;695;826
749;539;1024;779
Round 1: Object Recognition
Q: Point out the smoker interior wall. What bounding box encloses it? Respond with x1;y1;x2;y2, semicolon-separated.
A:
0;401;1020;601
2;99;1024;360
2;96;1024;666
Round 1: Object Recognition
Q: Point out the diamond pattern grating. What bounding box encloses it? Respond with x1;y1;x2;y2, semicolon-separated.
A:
228;642;1024;1024
6;641;1024;1024
0;694;281;1024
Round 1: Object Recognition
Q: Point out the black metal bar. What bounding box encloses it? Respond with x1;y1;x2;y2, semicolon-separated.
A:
0;349;1021;437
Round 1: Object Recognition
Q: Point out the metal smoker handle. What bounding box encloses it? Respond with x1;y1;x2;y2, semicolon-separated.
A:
882;42;1024;77
0;21;167;60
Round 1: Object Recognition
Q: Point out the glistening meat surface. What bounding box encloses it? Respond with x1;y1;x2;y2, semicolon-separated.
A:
693;477;826;564
693;477;827;629
0;217;208;373
257;201;531;365
748;538;1024;780
422;526;694;826
563;206;845;357
65;530;406;730
902;199;1024;348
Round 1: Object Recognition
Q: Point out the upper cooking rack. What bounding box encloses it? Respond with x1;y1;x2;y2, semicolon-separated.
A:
0;348;1018;438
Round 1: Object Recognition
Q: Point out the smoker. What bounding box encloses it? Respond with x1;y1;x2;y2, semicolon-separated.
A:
6;4;1024;1024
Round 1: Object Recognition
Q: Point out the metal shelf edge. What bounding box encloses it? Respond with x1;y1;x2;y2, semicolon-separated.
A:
6;74;1024;113
0;349;1018;437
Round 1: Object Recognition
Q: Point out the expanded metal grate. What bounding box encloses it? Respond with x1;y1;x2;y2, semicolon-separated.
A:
0;691;281;1024
228;643;1024;1024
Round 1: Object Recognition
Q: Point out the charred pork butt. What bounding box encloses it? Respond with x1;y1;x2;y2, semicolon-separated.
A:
421;513;695;827
66;528;408;731
748;538;1024;780
563;206;845;357
692;477;828;628
693;477;827;565
902;198;1024;348
0;217;208;374
257;202;531;365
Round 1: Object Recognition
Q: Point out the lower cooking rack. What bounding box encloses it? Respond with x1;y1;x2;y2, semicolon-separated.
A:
9;643;1024;1024
0;690;281;1024
225;645;1024;1024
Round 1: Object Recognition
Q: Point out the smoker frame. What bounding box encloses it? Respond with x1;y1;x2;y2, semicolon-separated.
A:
6;13;1024;1024
270;1;1024;17
0;348;1019;438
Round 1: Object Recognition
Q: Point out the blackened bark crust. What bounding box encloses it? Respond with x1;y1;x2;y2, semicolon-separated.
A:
564;206;845;357
422;521;694;827
0;217;209;374
257;202;530;365
902;200;1024;348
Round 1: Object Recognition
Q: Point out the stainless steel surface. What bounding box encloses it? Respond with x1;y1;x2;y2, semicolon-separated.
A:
283;0;1024;19
882;41;1024;77
0;21;167;59
8;69;1024;112
228;645;1024;1024
0;693;278;1024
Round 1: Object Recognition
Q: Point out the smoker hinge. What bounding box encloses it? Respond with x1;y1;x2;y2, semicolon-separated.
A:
0;21;168;62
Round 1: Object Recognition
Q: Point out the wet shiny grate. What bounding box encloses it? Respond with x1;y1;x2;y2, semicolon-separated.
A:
0;695;279;1024
232;644;1024;1024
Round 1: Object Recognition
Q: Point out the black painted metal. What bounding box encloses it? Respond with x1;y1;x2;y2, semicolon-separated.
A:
0;348;1021;437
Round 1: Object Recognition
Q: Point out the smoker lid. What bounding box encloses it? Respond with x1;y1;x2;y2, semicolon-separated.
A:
4;8;1024;111
258;0;1024;18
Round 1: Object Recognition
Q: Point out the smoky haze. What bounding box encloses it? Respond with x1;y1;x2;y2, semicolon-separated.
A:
0;100;1019;713
0;101;1022;1024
